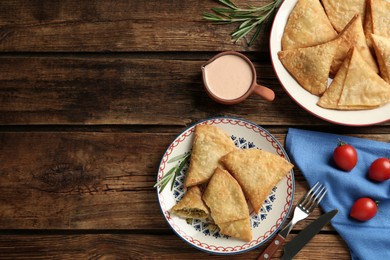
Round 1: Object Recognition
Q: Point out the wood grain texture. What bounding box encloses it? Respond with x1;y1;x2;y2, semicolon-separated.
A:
0;0;272;52
0;233;350;259
0;56;313;125
0;0;387;259
1;56;388;126
0;131;388;231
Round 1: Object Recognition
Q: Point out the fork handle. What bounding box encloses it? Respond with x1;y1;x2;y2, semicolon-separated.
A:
258;234;286;260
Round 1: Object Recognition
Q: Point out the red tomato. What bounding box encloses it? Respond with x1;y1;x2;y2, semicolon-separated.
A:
333;142;358;171
368;158;390;182
350;198;378;221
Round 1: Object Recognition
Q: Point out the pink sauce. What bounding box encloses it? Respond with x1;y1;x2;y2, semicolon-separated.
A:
203;54;253;100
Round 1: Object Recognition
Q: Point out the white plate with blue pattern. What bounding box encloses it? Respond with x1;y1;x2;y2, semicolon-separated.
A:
156;117;294;255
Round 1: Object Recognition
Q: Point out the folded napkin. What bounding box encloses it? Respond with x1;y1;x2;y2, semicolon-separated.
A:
286;128;390;260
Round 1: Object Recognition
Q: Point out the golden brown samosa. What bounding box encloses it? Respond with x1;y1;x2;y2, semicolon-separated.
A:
371;0;390;38
371;34;390;83
278;39;338;96
202;167;249;224
184;125;236;187
321;0;366;32
338;48;390;109
220;149;293;214
364;0;374;50
203;167;252;242
218;218;252;242
331;14;378;75
281;0;337;50
318;50;353;109
171;186;209;220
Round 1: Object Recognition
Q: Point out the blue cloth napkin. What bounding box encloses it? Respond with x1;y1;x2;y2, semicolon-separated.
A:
286;128;390;260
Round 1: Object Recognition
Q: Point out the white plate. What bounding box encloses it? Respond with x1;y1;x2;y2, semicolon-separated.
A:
156;117;294;255
270;0;390;126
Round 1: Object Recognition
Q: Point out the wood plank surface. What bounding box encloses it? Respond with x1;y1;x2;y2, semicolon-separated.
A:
0;56;388;126
1;0;389;259
0;0;271;52
0;233;350;259
0;57;307;126
0;131;388;230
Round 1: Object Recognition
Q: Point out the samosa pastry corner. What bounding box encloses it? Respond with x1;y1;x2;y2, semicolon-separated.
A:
202;167;249;224
281;0;337;50
203;167;252;242
337;48;390;109
278;40;338;96
322;0;366;32
331;14;378;75
184;124;236;187
220;149;293;214
371;34;390;83
370;0;390;38
171;186;209;220
318;50;353;109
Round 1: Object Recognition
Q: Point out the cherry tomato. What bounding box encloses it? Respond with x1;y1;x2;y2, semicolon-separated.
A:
333;141;358;171
368;158;390;182
350;198;378;221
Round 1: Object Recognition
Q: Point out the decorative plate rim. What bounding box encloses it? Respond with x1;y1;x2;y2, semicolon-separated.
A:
269;0;390;126
156;117;295;255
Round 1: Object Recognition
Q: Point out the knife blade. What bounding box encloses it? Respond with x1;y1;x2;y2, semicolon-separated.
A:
280;209;338;260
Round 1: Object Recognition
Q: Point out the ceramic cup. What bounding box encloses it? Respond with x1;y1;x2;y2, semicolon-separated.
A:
201;51;275;105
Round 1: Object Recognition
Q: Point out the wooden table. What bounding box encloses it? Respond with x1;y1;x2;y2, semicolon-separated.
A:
0;1;388;259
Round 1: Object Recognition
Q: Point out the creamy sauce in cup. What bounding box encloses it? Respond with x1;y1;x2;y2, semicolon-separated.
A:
203;54;253;100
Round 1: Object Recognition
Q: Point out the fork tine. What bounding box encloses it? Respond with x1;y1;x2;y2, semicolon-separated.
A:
307;186;327;212
298;182;319;205
301;184;322;209
299;182;328;213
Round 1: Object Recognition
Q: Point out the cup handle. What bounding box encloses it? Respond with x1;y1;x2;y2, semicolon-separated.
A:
253;84;275;101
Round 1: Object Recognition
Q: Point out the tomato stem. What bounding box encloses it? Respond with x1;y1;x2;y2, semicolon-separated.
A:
337;138;347;146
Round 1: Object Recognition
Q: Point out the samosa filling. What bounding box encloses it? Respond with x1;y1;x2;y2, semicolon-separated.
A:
178;208;208;218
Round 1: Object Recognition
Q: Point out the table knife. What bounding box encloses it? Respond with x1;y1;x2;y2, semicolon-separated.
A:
280;209;338;260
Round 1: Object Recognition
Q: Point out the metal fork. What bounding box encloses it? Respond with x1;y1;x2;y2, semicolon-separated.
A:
258;182;327;260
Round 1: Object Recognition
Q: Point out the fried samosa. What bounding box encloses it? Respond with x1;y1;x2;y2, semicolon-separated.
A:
220;149;293;214
171;186;209;220
281;0;337;50
338;48;390;109
184;125;236;187
203;167;249;224
321;0;366;32
370;0;390;38
318;50;353;109
218;218;252;242
371;34;390;83
331;14;378;75
364;0;374;50
203;167;252;241
278;39;338;96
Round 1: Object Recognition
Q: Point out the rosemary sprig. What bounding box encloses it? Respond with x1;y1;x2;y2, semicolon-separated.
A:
203;0;283;45
154;152;191;193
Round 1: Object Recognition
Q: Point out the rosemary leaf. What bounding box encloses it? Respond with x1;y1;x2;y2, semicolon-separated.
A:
203;12;226;22
154;152;191;193
167;152;190;163
249;22;263;46
170;155;190;191
211;7;236;14
231;22;256;38
239;19;252;29
154;166;176;189
158;179;170;193
203;0;282;45
219;0;237;9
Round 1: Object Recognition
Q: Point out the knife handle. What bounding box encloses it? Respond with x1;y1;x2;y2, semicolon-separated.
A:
258;234;285;260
